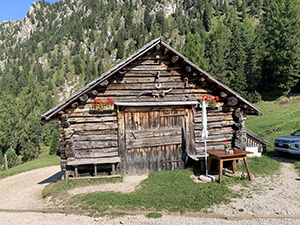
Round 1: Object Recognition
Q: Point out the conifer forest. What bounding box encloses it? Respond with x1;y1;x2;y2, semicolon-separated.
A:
0;0;300;162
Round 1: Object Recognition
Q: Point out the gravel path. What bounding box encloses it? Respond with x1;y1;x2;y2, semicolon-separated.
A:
210;157;300;216
0;158;299;224
0;165;61;210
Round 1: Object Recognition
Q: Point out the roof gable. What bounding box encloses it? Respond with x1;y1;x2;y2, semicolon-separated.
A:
42;37;260;121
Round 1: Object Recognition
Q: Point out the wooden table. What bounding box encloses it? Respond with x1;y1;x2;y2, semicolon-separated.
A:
207;148;253;183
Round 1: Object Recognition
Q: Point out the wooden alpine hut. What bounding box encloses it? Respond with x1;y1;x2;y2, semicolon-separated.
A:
41;38;266;178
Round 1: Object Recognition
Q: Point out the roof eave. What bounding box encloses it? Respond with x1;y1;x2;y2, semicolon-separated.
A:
42;37;162;122
42;37;261;122
160;40;261;115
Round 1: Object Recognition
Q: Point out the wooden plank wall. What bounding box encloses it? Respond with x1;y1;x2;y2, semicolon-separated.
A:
193;108;235;154
62;109;119;161
123;107;186;174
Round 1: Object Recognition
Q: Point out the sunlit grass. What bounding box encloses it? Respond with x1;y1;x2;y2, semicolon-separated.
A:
246;96;300;152
236;155;281;176
69;169;234;213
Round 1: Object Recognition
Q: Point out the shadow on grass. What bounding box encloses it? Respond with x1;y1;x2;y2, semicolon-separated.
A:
261;89;285;101
267;150;300;164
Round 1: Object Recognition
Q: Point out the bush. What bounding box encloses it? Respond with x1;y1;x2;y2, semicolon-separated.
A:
6;148;21;169
246;91;262;103
43;130;52;146
49;130;60;155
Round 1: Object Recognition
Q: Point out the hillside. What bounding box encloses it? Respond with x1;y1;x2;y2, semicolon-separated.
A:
246;96;300;150
0;0;300;160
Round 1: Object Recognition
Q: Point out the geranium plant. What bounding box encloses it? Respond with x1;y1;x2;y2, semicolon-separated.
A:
199;95;219;108
224;140;229;148
91;98;114;111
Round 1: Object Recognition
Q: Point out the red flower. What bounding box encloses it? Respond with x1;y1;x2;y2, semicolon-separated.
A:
202;95;205;98
213;99;216;102
92;104;95;107
100;101;103;105
201;99;204;103
208;96;211;99
106;101;109;105
215;96;219;101
98;99;101;102
95;103;98;106
111;101;114;104
108;98;112;102
224;140;228;143
94;99;97;102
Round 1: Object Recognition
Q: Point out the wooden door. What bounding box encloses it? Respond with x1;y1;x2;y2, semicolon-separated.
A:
123;107;188;174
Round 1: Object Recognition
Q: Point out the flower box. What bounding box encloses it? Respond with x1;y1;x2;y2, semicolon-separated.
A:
89;98;115;113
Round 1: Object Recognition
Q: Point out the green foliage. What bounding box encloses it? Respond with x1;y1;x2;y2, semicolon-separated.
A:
0;145;60;179
5;148;21;169
208;21;232;86
262;0;300;94
43;130;52;146
203;2;212;32
49;129;60;156
183;32;209;71
73;55;82;75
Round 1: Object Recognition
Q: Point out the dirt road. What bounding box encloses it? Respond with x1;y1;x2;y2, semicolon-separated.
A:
0;159;299;224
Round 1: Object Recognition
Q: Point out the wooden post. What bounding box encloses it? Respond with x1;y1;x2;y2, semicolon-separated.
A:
4;154;8;171
75;166;78;177
94;164;97;176
112;163;116;175
117;106;126;173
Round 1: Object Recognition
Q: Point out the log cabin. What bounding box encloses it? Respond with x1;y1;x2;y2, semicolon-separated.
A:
41;38;268;178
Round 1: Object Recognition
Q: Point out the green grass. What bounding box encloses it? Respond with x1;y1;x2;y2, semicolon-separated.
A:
0;144;60;179
236;155;281;176
294;161;300;176
146;212;163;218
246;95;300;151
69;169;234;214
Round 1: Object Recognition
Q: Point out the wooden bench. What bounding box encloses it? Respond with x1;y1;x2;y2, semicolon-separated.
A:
66;157;121;179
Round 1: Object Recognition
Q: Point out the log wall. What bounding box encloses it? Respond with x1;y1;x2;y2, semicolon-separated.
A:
59;46;246;174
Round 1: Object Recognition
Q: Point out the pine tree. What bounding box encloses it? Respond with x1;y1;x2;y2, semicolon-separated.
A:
73;55;82;74
98;59;104;76
49;129;60;155
226;7;248;95
208;21;232;85
203;2;212;32
183;33;209;71
263;0;300;95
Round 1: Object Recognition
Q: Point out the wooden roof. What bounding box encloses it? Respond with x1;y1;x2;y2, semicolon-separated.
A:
41;37;261;122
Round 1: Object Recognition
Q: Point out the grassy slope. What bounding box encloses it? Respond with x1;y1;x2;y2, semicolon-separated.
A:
246;96;300;150
0;144;60;179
